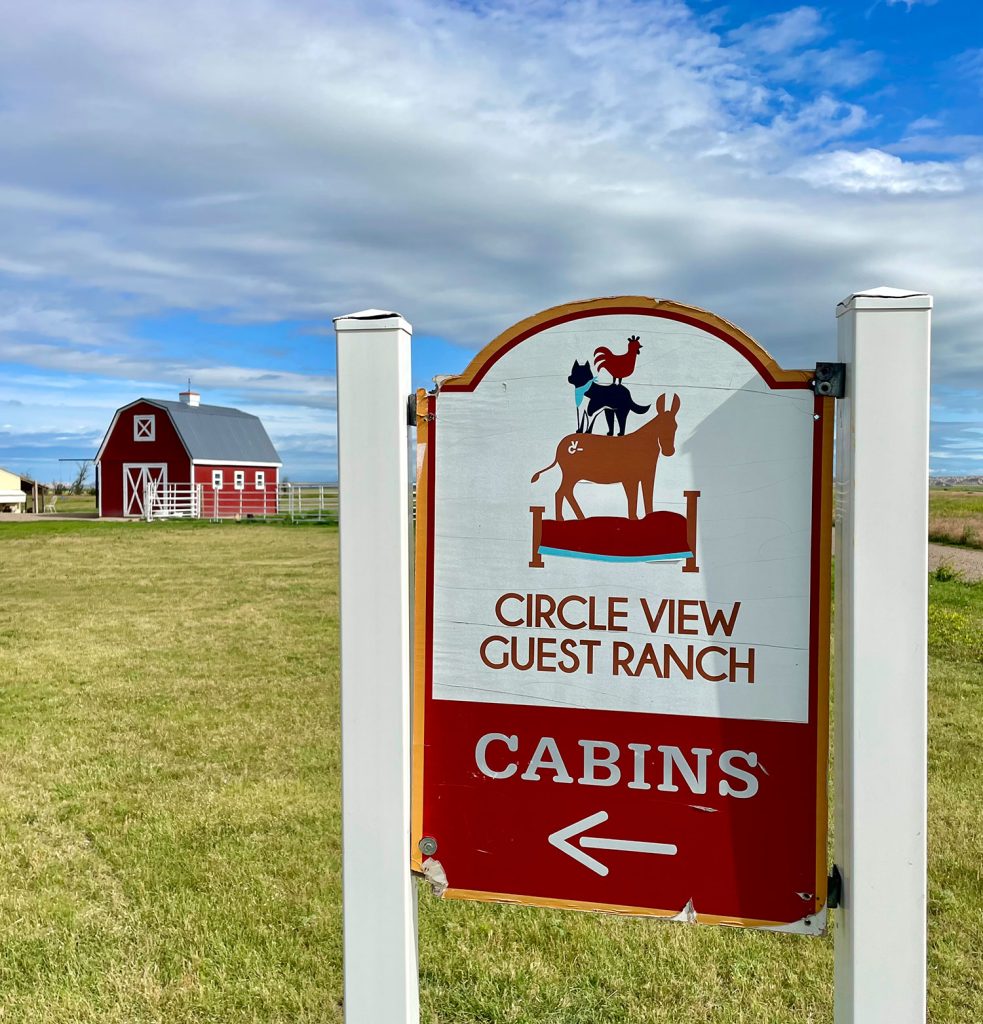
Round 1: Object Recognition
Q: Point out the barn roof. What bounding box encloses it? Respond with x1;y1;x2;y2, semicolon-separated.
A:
143;399;282;465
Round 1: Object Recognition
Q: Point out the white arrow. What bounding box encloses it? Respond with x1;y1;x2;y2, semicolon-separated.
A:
548;811;678;877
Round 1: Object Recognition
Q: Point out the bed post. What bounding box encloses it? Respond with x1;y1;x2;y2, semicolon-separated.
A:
683;489;700;573
529;505;545;568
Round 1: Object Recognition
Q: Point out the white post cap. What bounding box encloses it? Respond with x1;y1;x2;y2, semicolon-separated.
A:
333;309;412;334
837;287;933;315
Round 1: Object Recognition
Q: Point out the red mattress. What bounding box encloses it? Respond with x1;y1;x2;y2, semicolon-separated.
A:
539;512;691;562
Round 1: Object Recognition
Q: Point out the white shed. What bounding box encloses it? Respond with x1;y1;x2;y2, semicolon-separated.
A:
0;467;45;513
0;467;27;511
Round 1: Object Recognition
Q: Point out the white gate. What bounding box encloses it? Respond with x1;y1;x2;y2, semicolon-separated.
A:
144;480;202;521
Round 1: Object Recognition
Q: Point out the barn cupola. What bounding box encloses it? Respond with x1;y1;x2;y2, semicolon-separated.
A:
179;388;200;407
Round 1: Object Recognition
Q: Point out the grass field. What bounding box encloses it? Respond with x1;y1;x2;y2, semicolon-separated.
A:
43;492;98;514
0;521;980;1023
929;491;983;550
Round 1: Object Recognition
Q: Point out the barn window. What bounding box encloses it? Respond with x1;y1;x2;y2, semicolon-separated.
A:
134;415;155;442
255;471;265;489
234;471;245;490
212;470;223;489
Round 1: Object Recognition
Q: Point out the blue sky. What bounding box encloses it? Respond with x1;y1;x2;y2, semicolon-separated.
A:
0;0;980;482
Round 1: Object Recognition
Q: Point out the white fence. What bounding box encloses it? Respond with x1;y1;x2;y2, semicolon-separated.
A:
204;485;280;522
145;481;201;521
281;483;338;522
141;479;338;523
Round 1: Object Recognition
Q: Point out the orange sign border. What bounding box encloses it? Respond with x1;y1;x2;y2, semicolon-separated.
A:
411;296;833;928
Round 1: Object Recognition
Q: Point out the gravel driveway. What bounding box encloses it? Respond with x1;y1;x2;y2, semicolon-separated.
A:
928;542;983;582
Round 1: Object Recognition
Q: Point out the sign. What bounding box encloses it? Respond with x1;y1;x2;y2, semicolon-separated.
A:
412;296;833;933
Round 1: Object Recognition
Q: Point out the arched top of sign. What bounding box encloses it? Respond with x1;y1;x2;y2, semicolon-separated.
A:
440;295;811;393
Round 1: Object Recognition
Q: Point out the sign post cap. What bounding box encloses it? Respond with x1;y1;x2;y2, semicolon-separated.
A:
333;309;413;334
836;287;933;315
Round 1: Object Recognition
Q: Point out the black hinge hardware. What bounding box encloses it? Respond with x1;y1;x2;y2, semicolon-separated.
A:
409;393;436;424
811;362;846;399
827;864;843;909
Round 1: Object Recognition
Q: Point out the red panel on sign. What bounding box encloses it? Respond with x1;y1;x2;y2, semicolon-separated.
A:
422;701;820;925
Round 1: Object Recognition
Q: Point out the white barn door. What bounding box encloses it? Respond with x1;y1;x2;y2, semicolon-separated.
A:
123;463;166;517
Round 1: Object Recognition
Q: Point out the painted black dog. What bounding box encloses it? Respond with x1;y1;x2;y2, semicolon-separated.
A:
568;359;650;435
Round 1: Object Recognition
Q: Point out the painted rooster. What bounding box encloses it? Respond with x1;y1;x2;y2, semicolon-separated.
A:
593;335;642;384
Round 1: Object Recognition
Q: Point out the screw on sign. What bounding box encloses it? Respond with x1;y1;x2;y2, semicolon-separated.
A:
412;297;834;932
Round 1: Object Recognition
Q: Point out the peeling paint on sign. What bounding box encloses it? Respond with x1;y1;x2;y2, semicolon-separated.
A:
421;857;448;897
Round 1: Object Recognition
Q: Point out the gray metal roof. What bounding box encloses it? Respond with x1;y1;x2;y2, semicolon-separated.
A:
145;399;282;464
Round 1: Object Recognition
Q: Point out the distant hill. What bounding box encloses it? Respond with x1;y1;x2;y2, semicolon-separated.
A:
932;476;983;488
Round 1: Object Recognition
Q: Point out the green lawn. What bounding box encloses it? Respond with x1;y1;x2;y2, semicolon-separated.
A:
0;522;980;1022
42;491;98;516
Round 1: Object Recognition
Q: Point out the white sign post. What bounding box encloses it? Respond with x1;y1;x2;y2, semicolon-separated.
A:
834;288;931;1024
335;310;419;1024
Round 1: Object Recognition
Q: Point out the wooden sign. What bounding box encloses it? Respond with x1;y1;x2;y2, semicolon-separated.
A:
412;296;833;932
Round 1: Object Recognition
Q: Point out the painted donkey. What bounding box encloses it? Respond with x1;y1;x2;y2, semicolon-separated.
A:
531;393;681;521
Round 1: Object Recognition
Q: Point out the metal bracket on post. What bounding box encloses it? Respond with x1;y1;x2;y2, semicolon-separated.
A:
409;393;435;424
827;864;843;909
811;361;846;398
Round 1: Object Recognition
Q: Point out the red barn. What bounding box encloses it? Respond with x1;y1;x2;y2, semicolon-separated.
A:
95;390;282;519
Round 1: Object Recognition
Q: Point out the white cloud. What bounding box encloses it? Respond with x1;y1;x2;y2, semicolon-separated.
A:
952;48;983;93
891;133;983;158
0;184;108;216
729;6;828;55
0;338;335;409
907;116;943;132
791;148;969;193
727;6;877;89
0;295;122;347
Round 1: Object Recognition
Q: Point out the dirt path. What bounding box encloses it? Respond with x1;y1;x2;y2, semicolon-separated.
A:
0;513;129;523
929;542;983;582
